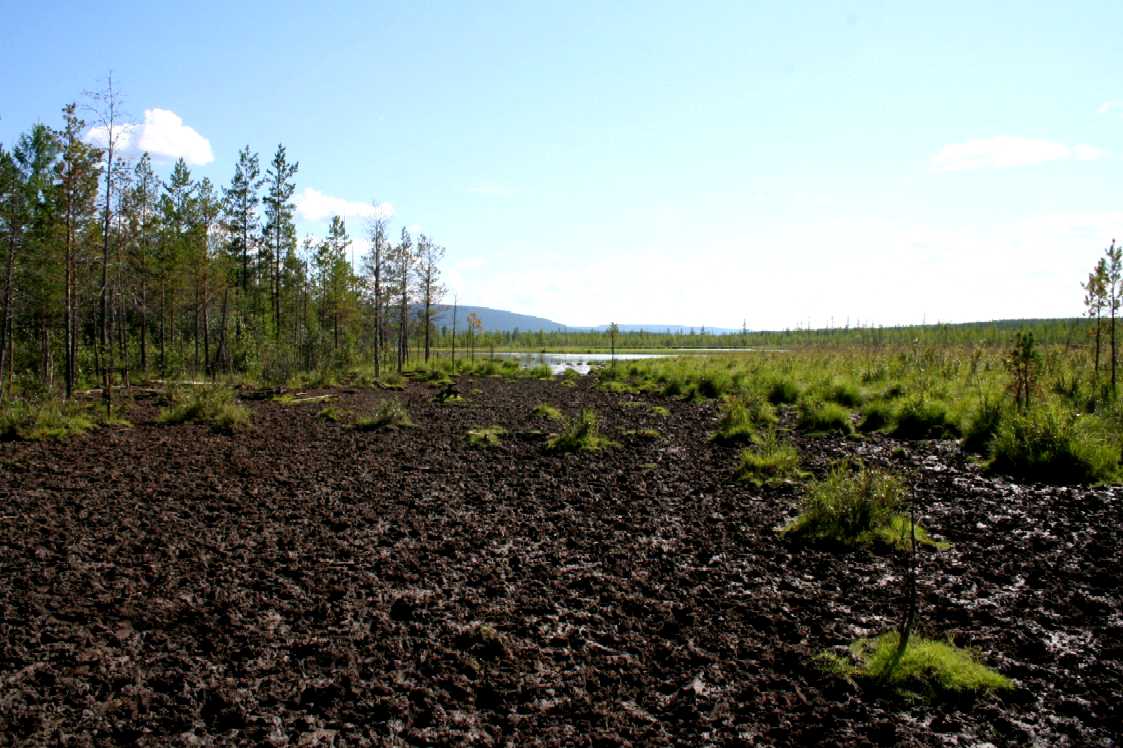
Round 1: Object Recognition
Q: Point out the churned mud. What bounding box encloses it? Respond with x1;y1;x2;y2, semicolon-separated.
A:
1;376;1119;746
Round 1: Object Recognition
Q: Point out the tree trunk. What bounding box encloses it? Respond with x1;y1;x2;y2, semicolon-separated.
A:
0;231;16;402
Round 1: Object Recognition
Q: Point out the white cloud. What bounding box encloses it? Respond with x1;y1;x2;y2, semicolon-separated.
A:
85;108;214;166
1098;100;1123;115
294;188;394;222
930;136;1107;172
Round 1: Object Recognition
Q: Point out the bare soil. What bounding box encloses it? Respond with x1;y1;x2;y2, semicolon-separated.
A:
0;376;1119;746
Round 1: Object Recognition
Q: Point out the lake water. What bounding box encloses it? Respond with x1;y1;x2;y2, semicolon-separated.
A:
491;351;669;375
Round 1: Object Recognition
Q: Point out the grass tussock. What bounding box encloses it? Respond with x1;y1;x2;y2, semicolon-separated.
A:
783;461;944;550
797;400;854;435
622;427;662;442
547;409;616;453
821;631;1013;699
354;399;413;431
317;406;349;423
158;386;250;433
890;397;960;439
532;403;564;421
736;430;802;487
858;401;895;433
468;425;506;448
0;399;96;441
988;406;1118;484
767;378;802;405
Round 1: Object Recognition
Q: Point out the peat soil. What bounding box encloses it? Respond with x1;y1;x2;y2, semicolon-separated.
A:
0;376;1119;747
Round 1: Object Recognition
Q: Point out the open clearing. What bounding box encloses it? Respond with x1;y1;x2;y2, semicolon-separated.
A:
1;377;1119;746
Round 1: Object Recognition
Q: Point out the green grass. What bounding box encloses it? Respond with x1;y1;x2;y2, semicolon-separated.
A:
821;630;1013;699
354;399;413;431
711;400;756;445
317;406;349;423
273;393;334;406
822;380;864;407
468;425;507;448
648;404;671;417
767;378;802;405
988;406;1119;484
858;401;895;433
736;431;802;486
783;461;944;550
797;400;854;435
531;403;564;421
158;386;250;433
891;397;960;439
622;427;662;441
0;400;96;441
547;409;616;452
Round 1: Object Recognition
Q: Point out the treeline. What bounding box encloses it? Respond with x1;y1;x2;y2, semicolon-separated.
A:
0;97;449;405
455;317;1100;352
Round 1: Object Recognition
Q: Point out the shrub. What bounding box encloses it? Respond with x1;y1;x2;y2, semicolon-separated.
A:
797;400;854;435
783;461;943;550
767;378;801;405
988;407;1118;484
891;397;960;439
355;399;413;431
468;425;506;448
547;409;615;452
821;631;1012;698
736;431;802;486
532;403;564;421
158;386;250;433
0;400;96;441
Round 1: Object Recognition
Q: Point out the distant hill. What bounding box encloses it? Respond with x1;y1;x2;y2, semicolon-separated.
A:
430;306;567;333
428;305;742;334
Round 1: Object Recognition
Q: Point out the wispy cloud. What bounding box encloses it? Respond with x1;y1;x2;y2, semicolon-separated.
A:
930;136;1107;172
1098;100;1123;115
85;108;214;166
295;188;394;222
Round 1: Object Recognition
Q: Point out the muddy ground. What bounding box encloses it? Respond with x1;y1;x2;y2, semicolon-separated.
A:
0;376;1119;746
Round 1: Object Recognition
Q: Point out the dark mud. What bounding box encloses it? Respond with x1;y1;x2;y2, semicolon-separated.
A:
0;376;1119;746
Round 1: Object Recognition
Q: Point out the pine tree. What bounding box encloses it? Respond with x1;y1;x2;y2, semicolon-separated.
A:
416;234;445;363
364;217;390;378
262;145;298;340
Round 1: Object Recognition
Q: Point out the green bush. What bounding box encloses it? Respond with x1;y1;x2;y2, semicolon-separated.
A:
891;397;960;439
547;409;615;452
797;400;854;435
158;386;250;433
821;631;1013;698
737;431;802;486
988;406;1118;484
355;399;413;431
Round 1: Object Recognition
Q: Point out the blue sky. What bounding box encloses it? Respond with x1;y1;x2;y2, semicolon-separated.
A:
3;1;1122;329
